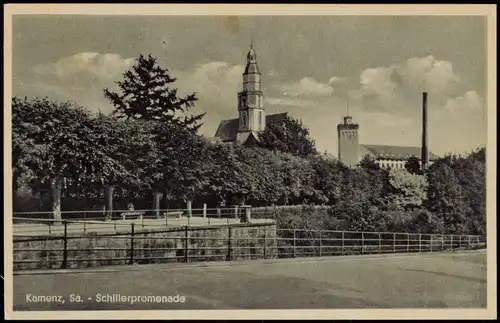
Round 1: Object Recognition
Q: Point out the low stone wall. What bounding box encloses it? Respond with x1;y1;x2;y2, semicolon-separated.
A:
13;223;278;271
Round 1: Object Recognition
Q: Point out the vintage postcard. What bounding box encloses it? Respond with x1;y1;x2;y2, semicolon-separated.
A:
3;4;497;320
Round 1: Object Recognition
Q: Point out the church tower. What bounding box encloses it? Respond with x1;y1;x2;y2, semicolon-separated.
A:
337;115;360;167
236;44;265;143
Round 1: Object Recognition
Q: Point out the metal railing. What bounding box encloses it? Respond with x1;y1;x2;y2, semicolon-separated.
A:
12;207;274;236
12;221;486;272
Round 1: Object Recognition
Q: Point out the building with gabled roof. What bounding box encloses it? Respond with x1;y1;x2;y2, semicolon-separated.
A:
338;114;439;170
360;144;439;170
214;44;287;146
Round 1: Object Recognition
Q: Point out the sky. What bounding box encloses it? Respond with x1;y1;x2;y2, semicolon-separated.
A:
11;15;487;157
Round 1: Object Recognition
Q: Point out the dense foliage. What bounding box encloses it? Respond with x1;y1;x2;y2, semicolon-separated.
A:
257;115;317;158
12;54;487;235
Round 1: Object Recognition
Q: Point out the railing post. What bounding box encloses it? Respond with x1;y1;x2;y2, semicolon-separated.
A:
114;221;117;233
184;225;189;263
459;235;462;249
419;234;422;253
319;230;322;257
227;227;232;261
293;229;296;258
393;233;396;253
234;205;238;219
468;235;471;250
129;223;135;265
60;221;68;269
430;234;433;252
450;235;453;251
407;233;410;253
361;232;364;254
142;215;145;229
378;233;381;254
263;226;267;259
341;231;344;255
203;204;207;218
442;234;444;251
49;221;52;235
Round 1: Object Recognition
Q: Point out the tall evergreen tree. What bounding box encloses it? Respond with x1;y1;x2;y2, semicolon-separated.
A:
104;54;204;131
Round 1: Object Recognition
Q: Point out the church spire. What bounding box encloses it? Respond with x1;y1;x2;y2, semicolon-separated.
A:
237;41;265;136
245;43;260;74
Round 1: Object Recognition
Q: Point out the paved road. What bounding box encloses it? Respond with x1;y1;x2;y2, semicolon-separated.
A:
13;251;486;310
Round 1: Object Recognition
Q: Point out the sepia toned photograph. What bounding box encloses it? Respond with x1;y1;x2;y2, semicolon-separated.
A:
4;4;496;320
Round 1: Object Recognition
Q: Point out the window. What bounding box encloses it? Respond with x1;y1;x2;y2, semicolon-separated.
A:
240;111;247;129
258;111;262;129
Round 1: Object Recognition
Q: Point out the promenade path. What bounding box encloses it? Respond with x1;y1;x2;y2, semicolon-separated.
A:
13;250;486;310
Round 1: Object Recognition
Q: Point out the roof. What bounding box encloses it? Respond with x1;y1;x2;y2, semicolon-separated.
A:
244;62;260;75
214;112;288;142
244;46;260;74
361;144;439;161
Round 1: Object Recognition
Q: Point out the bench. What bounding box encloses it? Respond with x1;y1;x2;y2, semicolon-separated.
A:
162;211;184;219
120;211;145;220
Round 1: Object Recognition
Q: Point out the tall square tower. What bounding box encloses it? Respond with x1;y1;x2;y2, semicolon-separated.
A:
337;116;360;167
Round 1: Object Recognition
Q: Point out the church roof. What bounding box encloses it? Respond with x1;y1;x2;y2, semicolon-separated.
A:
214;112;288;142
361;144;439;161
244;45;261;74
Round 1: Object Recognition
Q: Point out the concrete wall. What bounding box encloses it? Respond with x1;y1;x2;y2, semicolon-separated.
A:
13;223;278;271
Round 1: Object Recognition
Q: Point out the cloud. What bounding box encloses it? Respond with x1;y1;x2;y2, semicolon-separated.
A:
16;52;136;113
429;90;486;155
357;55;462;113
33;52;135;80
397;55;460;95
276;77;334;97
360;66;397;99
328;76;346;85
443;90;484;113
264;97;318;108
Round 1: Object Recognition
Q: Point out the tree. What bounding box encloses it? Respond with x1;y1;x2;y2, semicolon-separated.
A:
387;168;428;210
104;54;204;131
404;155;422;175
425;162;468;234
309;155;346;205
424;149;486;235
11;97;121;222
90;116;161;218
258;115;317;158
358;155;380;171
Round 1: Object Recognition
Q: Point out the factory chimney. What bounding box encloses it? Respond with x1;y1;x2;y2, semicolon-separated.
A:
421;92;429;171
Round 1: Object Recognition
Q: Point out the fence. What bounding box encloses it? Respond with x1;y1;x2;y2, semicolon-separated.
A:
12;218;486;271
13;207;272;236
13;206;260;221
